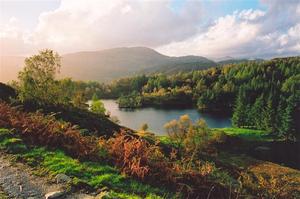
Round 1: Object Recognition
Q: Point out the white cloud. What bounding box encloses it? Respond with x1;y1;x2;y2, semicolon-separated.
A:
1;0;203;56
158;0;300;58
0;0;300;58
157;11;263;57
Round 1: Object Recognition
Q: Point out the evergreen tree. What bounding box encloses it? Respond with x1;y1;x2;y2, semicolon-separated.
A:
280;94;297;141
92;93;99;101
262;91;276;133
251;94;265;129
232;88;247;127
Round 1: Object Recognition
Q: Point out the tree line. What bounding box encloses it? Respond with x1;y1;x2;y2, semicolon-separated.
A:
9;49;300;141
105;57;300;140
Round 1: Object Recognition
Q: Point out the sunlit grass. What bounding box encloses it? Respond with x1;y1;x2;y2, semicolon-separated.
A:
0;128;172;199
215;127;273;141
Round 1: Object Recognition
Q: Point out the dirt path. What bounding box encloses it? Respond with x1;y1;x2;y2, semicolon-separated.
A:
0;152;63;199
0;152;96;199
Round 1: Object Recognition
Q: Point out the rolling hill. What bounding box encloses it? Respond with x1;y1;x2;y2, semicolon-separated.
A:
1;47;257;83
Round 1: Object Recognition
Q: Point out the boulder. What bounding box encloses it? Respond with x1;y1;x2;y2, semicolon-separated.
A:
45;190;65;199
55;174;72;184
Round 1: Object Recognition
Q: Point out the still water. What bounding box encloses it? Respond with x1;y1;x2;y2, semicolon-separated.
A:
101;99;232;135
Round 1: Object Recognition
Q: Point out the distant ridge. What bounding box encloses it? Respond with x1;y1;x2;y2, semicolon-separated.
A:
0;47;262;83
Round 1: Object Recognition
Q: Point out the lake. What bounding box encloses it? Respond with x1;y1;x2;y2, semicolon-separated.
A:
101;99;232;135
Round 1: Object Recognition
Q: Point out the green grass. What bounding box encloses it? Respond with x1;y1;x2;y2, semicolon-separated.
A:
0;128;172;199
0;190;8;199
156;136;178;147
215;128;272;141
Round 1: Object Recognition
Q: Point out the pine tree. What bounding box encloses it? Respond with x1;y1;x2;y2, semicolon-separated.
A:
280;94;297;141
276;96;287;137
263;92;276;133
251;94;264;129
92;93;98;101
232;88;247;127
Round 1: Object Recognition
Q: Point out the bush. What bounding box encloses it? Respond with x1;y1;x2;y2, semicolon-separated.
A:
105;132;234;198
0;102;98;160
90;100;106;115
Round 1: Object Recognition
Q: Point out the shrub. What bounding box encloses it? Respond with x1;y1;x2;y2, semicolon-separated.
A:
90;100;106;115
105;132;234;198
0;101;98;160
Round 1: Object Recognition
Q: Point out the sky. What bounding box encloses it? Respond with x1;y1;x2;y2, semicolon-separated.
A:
0;0;299;59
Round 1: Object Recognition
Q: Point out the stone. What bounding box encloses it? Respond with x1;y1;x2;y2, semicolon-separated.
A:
45;190;65;199
95;191;109;199
254;146;270;152
55;173;72;184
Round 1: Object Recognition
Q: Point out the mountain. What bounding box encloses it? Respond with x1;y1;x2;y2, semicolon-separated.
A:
60;47;218;81
214;56;264;65
1;47;233;83
60;47;172;82
140;55;216;74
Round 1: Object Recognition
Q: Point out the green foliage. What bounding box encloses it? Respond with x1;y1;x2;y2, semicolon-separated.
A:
279;94;299;141
118;92;142;108
90;100;106;115
232;88;247;127
85;57;298;139
164;115;226;159
17;49;64;104
0;129;27;153
92;93;99;101
72;91;88;109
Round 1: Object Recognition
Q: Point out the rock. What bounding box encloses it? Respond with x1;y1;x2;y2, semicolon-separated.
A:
45;190;65;199
254;146;270;152
55;174;72;184
95;191;109;199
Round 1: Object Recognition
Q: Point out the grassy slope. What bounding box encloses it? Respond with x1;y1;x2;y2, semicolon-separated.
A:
158;128;300;197
213;128;300;197
0;128;173;199
215;152;300;197
215;128;272;141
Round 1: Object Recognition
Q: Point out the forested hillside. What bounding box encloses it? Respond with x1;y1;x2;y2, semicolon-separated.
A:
66;57;299;140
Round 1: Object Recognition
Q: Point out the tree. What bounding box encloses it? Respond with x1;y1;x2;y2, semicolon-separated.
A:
140;123;149;131
232;88;247;127
91;100;106;115
18;49;61;104
262;92;276;133
251;94;264;129
92;93;99;101
164;114;192;148
280;94;298;141
72;91;87;109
